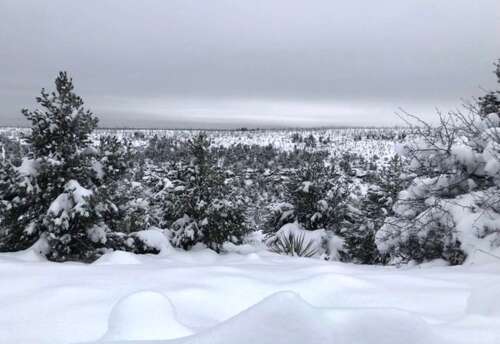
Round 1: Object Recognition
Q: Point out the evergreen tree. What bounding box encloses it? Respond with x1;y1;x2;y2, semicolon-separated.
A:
0;72;100;259
341;155;408;264
0;159;38;250
95;136;156;234
478;60;500;118
341;185;384;264
288;152;350;232
0;72;159;261
164;133;249;252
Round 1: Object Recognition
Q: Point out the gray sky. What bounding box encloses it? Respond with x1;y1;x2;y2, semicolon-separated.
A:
1;0;499;128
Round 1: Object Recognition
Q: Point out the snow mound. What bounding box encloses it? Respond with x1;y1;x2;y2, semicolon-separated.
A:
222;242;263;255
134;228;172;253
466;284;500;317
101;291;193;341
94;251;143;265
6;238;50;262
102;291;441;344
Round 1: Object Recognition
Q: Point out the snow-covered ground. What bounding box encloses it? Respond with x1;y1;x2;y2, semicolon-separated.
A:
1;246;500;344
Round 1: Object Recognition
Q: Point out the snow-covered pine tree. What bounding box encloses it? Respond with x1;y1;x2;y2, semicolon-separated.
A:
202;194;248;252
94;136;155;234
341;185;385;264
166;133;249;252
166;134;213;249
478;61;500;117
0;71;101;260
285;151;351;232
261;148;354;260
292;160;326;230
478;92;500;118
341;157;407;264
0;72;159;261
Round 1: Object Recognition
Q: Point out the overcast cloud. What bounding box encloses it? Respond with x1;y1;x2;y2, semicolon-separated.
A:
1;0;499;128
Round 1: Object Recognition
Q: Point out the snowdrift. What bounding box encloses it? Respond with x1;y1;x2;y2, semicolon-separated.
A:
2;248;500;344
97;291;442;344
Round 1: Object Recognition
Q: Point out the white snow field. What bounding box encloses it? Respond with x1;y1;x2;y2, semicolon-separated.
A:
1;245;500;344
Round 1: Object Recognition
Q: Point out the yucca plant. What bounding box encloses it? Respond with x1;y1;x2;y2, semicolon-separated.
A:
268;232;318;258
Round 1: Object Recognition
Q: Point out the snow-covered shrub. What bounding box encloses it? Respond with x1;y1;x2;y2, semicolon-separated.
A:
0;134;24;165
376;182;467;265
269;231;319;257
144;135;188;163
260;151;363;260
267;222;325;257
95;136;133;183
109;180;156;234
95;137;157;234
281;152;351;232
42;180;106;262
342;155;407;264
376;60;500;265
304;134;317;148
341;186;386;264
202;198;248;252
0;159;40;250
161;133;249;252
170;214;201;250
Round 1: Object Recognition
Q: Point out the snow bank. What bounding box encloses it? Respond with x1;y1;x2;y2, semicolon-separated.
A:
94;251;143;265
101;291;193;341
94;229;171;264
98;291;442;344
0;238;49;262
1;248;499;344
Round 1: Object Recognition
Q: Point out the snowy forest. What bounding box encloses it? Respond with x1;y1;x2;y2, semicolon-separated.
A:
2;63;500;266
